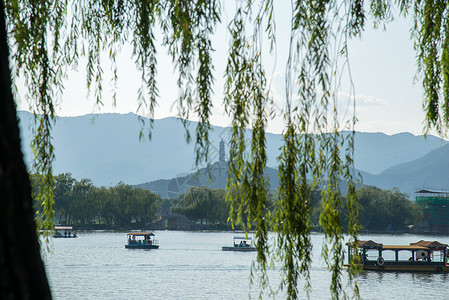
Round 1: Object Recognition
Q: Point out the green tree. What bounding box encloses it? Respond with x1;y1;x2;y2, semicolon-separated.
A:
69;178;96;225
2;1;448;299
97;187;116;226
175;186;229;224
53;173;76;224
210;188;228;224
132;187;160;225
176;186;209;224
357;186;423;231
108;183;134;226
105;183;160;227
36;177;161;228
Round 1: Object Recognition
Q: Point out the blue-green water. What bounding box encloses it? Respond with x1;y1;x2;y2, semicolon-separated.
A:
42;231;449;299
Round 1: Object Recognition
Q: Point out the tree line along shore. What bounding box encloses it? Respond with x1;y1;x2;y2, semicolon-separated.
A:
31;173;423;233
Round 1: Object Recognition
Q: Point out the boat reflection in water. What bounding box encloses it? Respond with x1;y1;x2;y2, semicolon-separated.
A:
347;240;449;272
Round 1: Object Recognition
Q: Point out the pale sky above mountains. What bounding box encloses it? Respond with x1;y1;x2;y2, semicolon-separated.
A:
15;3;429;136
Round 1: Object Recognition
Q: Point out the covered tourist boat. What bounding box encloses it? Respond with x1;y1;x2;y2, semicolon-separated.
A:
222;236;257;252
125;232;159;249
53;226;77;238
347;240;449;272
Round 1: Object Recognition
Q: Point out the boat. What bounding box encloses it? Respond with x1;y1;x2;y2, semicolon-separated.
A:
222;236;257;252
125;232;159;249
346;240;449;272
53;226;77;238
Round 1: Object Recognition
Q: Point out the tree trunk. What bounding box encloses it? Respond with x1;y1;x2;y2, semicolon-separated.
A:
0;3;52;299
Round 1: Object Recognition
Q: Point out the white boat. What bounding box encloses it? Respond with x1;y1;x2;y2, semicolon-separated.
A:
125;232;159;249
53;226;77;238
222;236;256;252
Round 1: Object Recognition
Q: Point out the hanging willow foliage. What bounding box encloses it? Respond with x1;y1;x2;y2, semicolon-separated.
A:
5;0;449;299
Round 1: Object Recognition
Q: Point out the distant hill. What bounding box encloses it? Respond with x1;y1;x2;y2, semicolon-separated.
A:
133;161;367;199
351;131;446;174
133;161;280;198
17;111;447;189
361;143;449;197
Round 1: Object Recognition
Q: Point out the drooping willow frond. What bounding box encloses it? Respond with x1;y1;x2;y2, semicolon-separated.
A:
409;0;449;136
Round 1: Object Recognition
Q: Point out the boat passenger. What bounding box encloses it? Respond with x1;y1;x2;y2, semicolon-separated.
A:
419;252;428;261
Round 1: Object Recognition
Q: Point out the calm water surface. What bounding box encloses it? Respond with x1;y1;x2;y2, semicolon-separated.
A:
43;231;449;299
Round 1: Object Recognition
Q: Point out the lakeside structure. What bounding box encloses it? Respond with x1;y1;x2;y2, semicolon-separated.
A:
415;189;449;233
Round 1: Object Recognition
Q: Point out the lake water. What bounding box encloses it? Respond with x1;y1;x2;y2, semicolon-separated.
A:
42;231;449;299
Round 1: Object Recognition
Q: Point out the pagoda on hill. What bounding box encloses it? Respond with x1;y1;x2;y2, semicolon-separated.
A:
219;139;225;162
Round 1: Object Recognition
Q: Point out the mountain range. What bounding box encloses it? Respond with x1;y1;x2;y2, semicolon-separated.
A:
361;143;449;196
17;111;448;198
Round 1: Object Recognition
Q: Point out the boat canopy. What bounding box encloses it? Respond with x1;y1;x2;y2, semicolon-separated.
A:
349;240;383;249
233;236;252;240
127;232;155;236
55;226;73;230
410;240;448;249
348;240;448;251
381;245;429;250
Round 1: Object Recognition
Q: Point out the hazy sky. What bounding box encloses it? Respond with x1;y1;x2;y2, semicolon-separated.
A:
15;3;428;136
